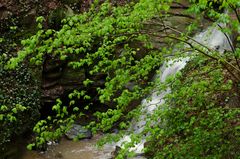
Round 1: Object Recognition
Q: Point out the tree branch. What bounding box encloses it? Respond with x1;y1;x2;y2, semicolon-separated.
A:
166;35;240;81
230;4;240;24
217;24;240;70
161;23;240;75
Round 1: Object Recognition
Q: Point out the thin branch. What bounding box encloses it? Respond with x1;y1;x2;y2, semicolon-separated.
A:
160;16;168;36
167;35;218;60
230;4;240;24
216;24;235;53
166;35;240;81
221;62;240;81
163;24;214;51
144;29;240;78
161;24;240;75
217;24;240;70
195;66;221;76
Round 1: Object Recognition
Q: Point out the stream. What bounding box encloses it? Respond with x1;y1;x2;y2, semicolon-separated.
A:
20;135;114;159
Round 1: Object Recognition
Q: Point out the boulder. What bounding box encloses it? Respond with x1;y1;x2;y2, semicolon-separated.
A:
65;124;92;140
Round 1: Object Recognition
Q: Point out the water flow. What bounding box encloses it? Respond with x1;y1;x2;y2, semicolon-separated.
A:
115;24;232;155
19;25;233;159
21;135;114;159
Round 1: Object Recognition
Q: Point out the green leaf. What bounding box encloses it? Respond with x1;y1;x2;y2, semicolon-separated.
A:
27;144;35;150
12;108;17;114
73;107;79;112
0;114;3;120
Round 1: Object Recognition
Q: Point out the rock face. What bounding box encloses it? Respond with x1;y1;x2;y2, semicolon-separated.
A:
42;55;87;102
65;124;92;140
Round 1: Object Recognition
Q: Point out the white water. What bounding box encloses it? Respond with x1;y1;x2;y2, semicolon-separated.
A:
114;24;232;156
19;24;233;159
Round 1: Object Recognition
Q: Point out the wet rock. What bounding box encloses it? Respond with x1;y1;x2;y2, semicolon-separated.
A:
0;8;12;20
22;8;37;27
42;85;64;101
59;67;86;86
65;124;92;140
111;146;123;159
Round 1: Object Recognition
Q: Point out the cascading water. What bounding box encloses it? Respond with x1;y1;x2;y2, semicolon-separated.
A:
114;24;233;156
20;24;233;159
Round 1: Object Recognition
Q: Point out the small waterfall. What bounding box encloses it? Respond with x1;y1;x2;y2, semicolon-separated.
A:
114;24;232;156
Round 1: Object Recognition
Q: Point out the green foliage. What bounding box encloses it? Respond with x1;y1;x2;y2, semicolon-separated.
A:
28;99;76;150
1;0;240;158
145;56;240;158
0;53;41;153
6;1;170;148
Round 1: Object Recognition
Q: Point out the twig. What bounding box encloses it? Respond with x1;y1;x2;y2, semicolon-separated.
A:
142;18;240;80
166;35;240;81
216;24;235;53
161;24;240;76
230;4;240;24
163;24;214;51
217;24;240;70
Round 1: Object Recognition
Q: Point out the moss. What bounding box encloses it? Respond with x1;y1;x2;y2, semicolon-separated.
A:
0;60;41;154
